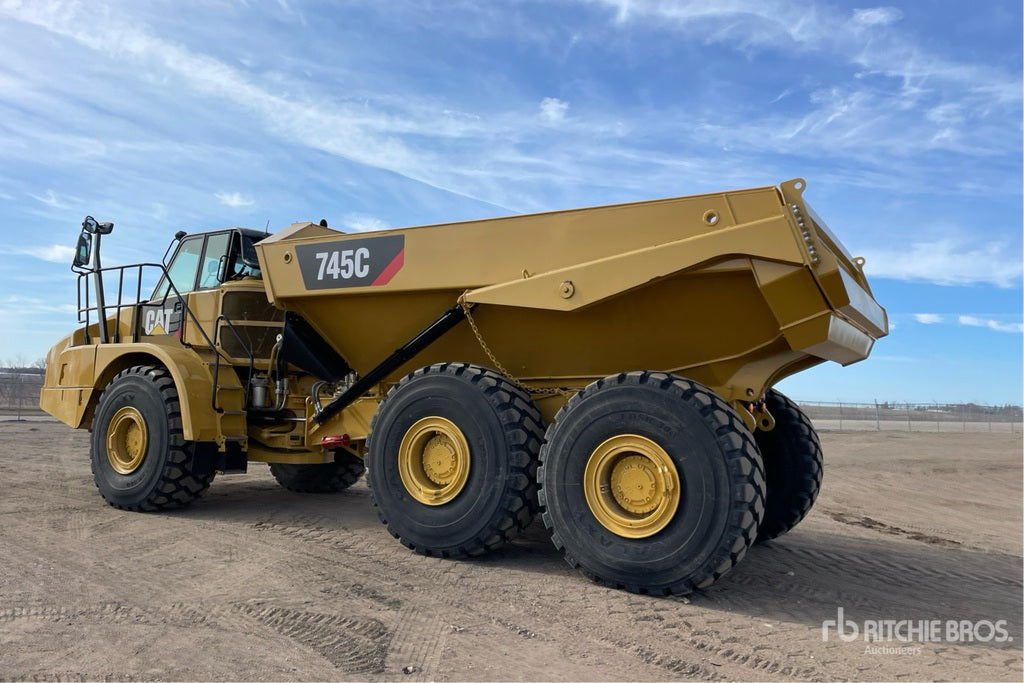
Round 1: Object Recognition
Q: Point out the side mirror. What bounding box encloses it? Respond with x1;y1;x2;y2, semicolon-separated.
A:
82;216;114;235
216;254;230;283
73;231;92;268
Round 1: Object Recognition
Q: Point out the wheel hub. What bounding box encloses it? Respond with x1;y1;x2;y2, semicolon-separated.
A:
422;435;459;484
584;434;681;538
398;416;471;506
106;406;148;475
610;454;661;514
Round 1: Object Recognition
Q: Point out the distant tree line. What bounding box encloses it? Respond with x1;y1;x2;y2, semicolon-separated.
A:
0;358;46;376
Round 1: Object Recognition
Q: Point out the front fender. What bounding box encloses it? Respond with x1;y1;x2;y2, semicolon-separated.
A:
42;338;240;443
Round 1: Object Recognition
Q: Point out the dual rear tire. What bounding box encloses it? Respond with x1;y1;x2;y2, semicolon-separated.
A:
367;365;817;594
755;389;823;542
538;371;766;594
366;363;545;558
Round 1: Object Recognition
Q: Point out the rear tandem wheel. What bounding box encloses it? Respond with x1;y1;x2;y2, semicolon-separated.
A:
754;389;823;542
538;371;765;595
366;362;545;558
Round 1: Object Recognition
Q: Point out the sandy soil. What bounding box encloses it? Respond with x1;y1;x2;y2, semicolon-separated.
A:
0;420;1020;681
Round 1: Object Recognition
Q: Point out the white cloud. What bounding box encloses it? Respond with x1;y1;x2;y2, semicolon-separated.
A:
859;238;1023;288
15;244;76;264
908;312;1024;334
587;0;1018;163
28;189;66;208
215;191;255;208
0;294;76;314
852;7;903;27
539;97;569;123
342;213;389;233
957;316;1024;334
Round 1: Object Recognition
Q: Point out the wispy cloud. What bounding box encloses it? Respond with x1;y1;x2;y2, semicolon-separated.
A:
216;191;255;208
0;294;76;314
4;0;1017;220
340;213;389;233
28;189;68;208
588;0;1020;161
13;244;75;263
908;312;1022;334
957;315;1024;334
860;238;1022;288
852;7;903;27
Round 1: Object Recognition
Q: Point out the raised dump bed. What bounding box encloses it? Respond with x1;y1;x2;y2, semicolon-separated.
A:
39;178;886;595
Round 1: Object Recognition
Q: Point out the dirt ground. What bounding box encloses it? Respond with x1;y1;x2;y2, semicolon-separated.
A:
0;419;1020;682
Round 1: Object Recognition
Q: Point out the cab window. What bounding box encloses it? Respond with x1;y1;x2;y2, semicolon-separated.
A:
199;232;230;289
153;236;204;300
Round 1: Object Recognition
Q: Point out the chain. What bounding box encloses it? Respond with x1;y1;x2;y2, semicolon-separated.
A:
458;297;570;397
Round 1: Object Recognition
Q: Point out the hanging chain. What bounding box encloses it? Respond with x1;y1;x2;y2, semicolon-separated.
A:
458;296;571;397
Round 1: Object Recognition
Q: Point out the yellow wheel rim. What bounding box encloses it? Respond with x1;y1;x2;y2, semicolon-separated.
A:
106;406;148;475
398;416;471;506
583;434;681;538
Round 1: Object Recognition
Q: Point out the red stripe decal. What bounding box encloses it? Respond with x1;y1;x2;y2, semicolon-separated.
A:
372;248;405;286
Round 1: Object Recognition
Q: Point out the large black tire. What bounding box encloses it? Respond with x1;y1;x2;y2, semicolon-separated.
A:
269;453;366;493
366;363;544;558
754;389;823;542
538;371;765;595
90;365;215;511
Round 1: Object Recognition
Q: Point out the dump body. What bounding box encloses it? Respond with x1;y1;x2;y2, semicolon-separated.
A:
257;178;887;415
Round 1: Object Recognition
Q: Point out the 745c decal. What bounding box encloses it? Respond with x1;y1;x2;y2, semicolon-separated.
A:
294;234;404;290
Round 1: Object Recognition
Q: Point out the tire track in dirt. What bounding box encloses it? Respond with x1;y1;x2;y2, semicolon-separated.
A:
827;511;964;547
5;424;1021;681
241;509;839;681
237;601;392;675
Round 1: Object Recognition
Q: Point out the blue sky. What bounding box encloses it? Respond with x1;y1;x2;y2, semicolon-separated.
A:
0;0;1020;404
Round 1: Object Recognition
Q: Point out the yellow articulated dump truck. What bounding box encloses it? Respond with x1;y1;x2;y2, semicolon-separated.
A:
40;178;887;594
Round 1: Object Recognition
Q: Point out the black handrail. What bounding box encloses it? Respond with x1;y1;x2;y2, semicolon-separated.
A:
75;263;257;390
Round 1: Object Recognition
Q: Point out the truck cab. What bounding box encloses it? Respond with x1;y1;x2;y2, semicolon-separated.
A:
139;228;264;336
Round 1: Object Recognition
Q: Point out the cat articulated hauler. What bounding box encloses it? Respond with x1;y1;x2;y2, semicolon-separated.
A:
40;178;887;595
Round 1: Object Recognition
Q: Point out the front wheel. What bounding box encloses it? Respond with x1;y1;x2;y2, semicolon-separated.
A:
539;371;765;595
90;365;215;511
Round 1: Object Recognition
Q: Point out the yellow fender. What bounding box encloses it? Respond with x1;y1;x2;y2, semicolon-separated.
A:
42;337;239;443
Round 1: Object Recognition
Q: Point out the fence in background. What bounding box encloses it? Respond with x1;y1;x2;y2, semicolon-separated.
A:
0;372;45;419
1;371;1021;433
797;401;1022;433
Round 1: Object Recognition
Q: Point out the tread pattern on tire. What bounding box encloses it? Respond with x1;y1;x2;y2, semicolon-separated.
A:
755;389;823;542
366;362;545;559
538;371;766;595
92;364;215;511
269;454;366;493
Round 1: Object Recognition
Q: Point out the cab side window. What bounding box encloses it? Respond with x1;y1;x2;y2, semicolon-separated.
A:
153;236;204;300
199;232;230;289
